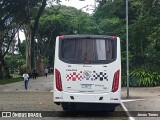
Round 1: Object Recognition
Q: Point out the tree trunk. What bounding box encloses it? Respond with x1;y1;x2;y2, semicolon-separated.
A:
0;58;4;79
0;55;11;78
4;64;10;78
0;37;4;79
24;25;32;74
23;0;46;74
30;0;47;69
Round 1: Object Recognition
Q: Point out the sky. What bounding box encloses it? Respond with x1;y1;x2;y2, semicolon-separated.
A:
61;0;95;8
19;31;25;41
60;0;96;13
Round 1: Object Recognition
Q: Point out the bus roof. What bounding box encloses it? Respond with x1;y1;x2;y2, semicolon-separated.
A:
58;35;117;40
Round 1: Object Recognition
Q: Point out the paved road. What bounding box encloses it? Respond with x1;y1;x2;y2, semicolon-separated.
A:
0;75;53;92
121;87;160;120
0;75;127;120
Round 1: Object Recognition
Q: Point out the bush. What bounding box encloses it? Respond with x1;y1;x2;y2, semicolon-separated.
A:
121;71;127;87
19;65;27;75
0;77;22;85
130;68;160;87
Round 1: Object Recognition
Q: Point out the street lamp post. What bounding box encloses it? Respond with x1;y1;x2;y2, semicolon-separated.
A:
94;0;96;8
126;0;130;98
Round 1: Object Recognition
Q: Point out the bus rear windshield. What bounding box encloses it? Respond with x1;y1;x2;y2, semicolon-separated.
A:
59;38;117;64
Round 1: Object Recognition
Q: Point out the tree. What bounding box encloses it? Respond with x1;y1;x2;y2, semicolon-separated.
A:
0;0;47;78
129;0;160;70
0;0;25;78
21;0;47;73
37;5;96;67
94;0;160;72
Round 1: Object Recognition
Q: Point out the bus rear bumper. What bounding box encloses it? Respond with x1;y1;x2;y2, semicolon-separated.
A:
54;91;121;104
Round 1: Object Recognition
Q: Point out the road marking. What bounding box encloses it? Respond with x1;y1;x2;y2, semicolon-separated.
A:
121;99;146;103
121;102;135;120
50;90;53;92
121;99;146;120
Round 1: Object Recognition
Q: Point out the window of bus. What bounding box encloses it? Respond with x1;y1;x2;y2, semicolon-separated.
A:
59;38;117;64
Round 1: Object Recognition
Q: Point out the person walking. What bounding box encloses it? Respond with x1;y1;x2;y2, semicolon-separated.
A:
44;68;48;77
23;71;29;90
32;68;37;79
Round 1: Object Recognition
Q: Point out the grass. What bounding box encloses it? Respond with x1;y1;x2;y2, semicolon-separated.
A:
0;77;22;85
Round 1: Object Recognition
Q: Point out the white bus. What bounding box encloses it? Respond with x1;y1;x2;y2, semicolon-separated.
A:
53;35;121;111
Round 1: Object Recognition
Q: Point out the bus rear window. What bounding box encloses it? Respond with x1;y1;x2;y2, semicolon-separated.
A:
59;38;117;64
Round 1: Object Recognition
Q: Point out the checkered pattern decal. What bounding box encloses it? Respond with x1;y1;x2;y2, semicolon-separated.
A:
66;71;108;81
66;71;82;81
93;71;108;81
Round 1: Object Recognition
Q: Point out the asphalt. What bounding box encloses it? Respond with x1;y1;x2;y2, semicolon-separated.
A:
0;75;53;92
1;75;160;120
121;87;160;120
0;75;126;120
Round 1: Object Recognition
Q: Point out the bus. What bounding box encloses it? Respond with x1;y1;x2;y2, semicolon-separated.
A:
53;35;121;111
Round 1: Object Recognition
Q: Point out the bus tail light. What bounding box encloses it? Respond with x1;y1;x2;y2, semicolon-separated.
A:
112;36;117;40
112;70;120;92
55;69;62;91
59;35;64;39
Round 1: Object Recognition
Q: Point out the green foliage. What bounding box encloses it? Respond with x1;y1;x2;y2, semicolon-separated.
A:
37;5;97;67
0;0;46;78
0;77;22;85
93;0;125;36
19;65;27;76
121;72;127;87
130;68;160;87
4;53;26;75
42;57;49;67
94;0;160;88
39;5;95;36
128;0;160;69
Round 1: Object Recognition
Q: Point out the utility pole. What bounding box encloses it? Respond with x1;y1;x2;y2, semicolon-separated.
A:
126;0;130;98
94;0;96;8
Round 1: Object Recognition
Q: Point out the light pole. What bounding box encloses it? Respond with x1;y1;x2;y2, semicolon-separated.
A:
126;0;130;98
94;0;96;8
